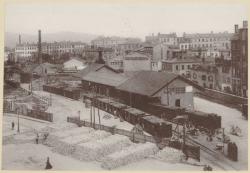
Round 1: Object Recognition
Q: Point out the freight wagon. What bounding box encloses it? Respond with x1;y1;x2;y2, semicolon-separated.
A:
89;97;173;138
185;110;221;130
141;116;172;138
43;84;80;100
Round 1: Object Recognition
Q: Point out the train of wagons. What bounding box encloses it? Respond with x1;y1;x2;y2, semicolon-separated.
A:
84;96;221;138
41;84;221;137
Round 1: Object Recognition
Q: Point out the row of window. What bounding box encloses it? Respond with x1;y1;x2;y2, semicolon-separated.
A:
110;62;123;66
175;64;192;71
192;73;214;81
164;87;185;94
191;37;230;42
180;42;229;49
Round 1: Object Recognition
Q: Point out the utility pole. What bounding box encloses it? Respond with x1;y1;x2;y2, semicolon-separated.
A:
17;108;20;133
222;128;225;154
90;102;93;126
78;110;81;121
182;119;186;154
50;93;52;106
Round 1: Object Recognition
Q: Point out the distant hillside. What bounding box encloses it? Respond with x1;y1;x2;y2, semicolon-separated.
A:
5;31;99;48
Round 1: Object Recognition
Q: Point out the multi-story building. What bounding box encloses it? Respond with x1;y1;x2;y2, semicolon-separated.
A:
145;33;178;45
106;55;124;71
189;60;232;92
91;36;141;48
231;21;248;97
183;32;233;51
123;52;152;72
162;57;202;78
216;59;232;92
14;41;86;62
115;42;142;56
189;64;218;89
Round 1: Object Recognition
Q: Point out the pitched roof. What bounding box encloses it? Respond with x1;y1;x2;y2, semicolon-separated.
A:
116;71;178;96
124;52;150;60
72;63;105;78
82;71;130;87
116;71;204;96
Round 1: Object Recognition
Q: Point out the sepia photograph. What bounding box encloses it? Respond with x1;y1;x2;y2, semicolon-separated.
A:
2;0;248;171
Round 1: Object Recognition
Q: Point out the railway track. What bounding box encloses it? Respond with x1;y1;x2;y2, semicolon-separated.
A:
185;134;238;170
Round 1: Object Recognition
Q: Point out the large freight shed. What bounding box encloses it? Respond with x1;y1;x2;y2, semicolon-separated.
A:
121;107;148;125
141;115;172;138
185;110;221;130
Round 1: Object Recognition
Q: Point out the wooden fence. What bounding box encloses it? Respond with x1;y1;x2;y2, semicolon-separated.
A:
67;116;200;161
67;116;158;143
3;100;53;122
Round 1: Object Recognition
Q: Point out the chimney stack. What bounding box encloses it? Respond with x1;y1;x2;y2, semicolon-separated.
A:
38;30;42;64
18;34;21;45
234;24;239;33
243;20;248;28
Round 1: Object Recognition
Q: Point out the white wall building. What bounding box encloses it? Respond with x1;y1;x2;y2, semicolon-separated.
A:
123;52;151;72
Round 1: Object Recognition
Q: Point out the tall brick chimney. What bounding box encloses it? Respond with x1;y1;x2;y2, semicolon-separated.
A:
38;30;42;64
234;24;239;33
18;34;21;45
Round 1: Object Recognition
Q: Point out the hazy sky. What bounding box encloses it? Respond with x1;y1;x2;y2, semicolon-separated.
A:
5;1;248;39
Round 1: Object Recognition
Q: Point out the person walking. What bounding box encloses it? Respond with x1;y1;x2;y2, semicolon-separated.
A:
35;133;39;144
45;157;52;169
11;121;15;130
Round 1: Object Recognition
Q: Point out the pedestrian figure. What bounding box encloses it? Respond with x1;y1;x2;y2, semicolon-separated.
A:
11;121;15;130
45;157;52;170
35;133;39;144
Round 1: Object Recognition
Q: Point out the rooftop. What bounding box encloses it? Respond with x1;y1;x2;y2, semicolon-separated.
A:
184;32;234;38
82;70;130;87
116;71;178;96
163;57;202;64
142;115;166;124
124;52;150;60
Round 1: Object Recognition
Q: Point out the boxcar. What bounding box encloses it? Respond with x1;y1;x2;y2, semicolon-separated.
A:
141;115;172;138
63;87;80;100
185;110;221;130
121;107;148;125
242;104;248;119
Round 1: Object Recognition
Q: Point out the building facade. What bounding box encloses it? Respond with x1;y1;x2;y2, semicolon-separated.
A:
162;57;202;77
91;36;141;49
231;21;248;97
183;32;233;51
123;52;152;71
14;41;86;62
189;64;218;89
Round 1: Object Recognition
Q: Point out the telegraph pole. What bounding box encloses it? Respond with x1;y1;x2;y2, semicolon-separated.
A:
17;108;20;133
